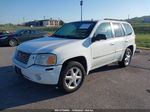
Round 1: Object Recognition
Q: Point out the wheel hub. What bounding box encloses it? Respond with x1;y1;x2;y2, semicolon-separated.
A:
65;67;82;89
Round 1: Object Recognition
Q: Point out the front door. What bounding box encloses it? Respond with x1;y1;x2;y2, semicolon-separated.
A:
91;22;116;69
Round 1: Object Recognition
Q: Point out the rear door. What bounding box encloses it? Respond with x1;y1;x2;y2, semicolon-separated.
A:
91;22;116;69
32;30;45;39
30;30;38;40
18;30;31;43
112;22;126;61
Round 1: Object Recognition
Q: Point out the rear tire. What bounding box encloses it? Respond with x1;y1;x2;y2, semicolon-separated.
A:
9;39;18;47
58;61;86;93
118;48;132;67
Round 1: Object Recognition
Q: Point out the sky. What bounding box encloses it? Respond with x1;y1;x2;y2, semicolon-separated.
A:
0;0;150;24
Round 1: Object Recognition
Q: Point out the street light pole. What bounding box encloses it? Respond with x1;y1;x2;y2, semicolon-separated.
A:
80;0;83;21
23;17;25;23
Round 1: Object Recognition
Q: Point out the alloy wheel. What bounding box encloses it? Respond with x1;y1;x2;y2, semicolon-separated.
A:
65;67;82;90
124;49;132;66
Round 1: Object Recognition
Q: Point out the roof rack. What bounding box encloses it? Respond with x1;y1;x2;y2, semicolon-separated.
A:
104;18;126;22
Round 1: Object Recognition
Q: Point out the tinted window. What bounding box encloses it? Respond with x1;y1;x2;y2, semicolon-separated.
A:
123;23;133;35
95;22;113;39
31;30;36;34
113;23;125;37
20;30;30;35
13;30;25;34
37;30;42;34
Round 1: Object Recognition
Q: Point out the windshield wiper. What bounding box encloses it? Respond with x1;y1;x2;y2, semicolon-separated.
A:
65;35;78;39
52;34;63;37
52;34;80;39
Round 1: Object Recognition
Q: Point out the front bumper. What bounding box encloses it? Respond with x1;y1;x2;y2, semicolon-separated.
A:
13;60;62;85
0;39;8;45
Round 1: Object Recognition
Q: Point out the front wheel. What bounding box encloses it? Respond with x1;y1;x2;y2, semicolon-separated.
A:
9;39;18;47
58;61;86;93
118;48;132;67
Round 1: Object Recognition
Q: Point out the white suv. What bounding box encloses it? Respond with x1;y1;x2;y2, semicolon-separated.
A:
12;19;136;92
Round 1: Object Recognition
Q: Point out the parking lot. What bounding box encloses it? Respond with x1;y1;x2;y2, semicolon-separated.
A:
0;46;150;109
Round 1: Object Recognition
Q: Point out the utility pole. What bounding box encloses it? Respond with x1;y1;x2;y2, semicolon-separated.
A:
128;14;130;20
80;0;83;21
44;16;46;20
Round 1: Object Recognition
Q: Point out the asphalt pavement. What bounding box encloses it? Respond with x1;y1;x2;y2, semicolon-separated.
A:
0;47;150;109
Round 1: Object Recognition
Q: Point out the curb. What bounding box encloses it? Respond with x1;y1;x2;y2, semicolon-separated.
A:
137;47;150;50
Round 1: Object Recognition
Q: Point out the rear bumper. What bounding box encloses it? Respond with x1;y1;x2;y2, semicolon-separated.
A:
13;60;62;85
133;44;136;55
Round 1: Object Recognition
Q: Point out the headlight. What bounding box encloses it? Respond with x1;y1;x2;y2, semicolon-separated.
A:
35;54;56;66
0;36;7;39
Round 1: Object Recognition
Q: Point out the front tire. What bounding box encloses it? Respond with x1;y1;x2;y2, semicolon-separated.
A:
58;61;86;93
9;39;18;47
119;48;132;67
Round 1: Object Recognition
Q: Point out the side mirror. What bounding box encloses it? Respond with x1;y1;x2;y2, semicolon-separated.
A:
92;34;107;42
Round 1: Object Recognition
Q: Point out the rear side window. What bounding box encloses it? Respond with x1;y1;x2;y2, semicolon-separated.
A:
113;23;125;37
123;23;133;35
35;30;41;34
21;30;30;35
30;30;36;34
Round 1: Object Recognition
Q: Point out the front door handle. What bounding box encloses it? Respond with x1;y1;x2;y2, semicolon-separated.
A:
110;43;115;45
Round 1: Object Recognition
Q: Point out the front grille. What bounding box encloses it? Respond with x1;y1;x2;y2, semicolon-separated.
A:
15;50;31;64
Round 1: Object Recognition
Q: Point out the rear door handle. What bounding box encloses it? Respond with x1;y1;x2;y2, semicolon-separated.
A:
125;40;129;42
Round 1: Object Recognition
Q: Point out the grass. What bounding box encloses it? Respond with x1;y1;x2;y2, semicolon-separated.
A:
131;23;150;34
131;23;150;48
136;34;150;48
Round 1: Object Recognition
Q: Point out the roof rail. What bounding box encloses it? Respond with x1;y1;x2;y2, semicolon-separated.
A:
104;18;126;22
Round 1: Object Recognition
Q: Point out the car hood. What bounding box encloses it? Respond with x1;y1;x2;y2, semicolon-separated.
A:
17;36;83;53
0;33;14;37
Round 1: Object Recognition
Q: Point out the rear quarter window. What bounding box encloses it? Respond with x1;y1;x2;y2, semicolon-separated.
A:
123;23;133;35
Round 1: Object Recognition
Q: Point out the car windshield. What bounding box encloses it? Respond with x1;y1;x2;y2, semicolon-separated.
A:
13;30;25;34
52;21;97;39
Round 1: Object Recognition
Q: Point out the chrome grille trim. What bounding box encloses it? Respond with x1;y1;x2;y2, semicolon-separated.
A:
15;50;31;64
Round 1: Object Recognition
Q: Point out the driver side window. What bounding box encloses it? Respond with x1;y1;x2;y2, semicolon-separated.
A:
21;30;30;35
95;22;113;39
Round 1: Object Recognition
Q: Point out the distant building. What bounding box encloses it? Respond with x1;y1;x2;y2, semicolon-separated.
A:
143;18;150;23
25;19;61;27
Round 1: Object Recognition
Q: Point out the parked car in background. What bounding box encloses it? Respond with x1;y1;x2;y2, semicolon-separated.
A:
0;30;13;35
12;19;136;93
0;29;47;47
